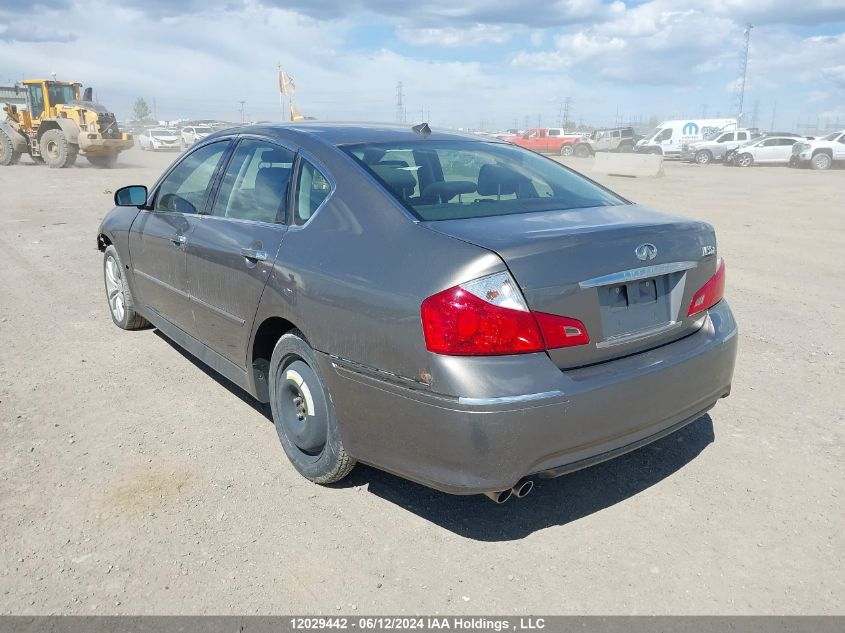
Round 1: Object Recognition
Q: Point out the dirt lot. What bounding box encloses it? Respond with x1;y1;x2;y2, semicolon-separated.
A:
1;147;843;615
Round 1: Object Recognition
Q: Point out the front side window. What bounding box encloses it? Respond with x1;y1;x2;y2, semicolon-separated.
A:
716;133;732;142
47;83;76;106
658;128;673;141
26;84;44;119
294;160;331;226
210;139;294;223
344;140;623;222
154;141;228;214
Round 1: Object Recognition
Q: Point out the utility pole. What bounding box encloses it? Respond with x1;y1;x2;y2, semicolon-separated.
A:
560;96;571;129
395;81;405;124
732;23;754;125
239;101;246;124
770;101;777;131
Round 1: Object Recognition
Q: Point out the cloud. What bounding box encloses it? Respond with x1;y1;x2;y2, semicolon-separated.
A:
397;24;511;47
0;23;76;43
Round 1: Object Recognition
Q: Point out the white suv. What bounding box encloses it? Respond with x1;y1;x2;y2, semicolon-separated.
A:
728;136;804;167
790;130;845;170
180;125;213;149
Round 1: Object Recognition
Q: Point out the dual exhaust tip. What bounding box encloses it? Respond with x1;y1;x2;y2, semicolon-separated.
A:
483;478;534;504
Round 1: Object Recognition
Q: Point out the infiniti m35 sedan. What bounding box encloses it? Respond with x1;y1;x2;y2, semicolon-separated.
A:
98;123;737;503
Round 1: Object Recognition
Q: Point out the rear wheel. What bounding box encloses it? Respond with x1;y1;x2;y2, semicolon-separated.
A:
40;129;77;168
87;154;118;168
695;150;712;165
617;141;633;153
269;331;355;484
103;245;149;330
0;131;21;166
574;144;591;158
736;153;754;167
560;144;574;156
811;152;832;170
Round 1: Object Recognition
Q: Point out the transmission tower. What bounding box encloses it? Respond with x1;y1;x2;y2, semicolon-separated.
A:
395;81;405;124
732;24;753;125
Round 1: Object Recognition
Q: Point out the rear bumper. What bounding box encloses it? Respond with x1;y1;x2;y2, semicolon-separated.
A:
319;301;738;495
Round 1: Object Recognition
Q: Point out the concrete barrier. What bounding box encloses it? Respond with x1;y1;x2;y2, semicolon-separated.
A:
590;152;664;178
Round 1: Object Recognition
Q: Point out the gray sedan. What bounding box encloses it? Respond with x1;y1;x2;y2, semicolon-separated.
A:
98;123;737;503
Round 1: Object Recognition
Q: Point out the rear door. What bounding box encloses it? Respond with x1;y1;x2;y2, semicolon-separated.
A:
129;140;230;334
186;137;294;367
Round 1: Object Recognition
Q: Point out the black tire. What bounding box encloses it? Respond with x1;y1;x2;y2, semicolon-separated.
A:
736;153;754;168
695;150;712;165
87;154;118;168
39;129;78;168
574;144;592;158
103;245;149;330
269;331;355;484
0;130;21;166
811;152;832;170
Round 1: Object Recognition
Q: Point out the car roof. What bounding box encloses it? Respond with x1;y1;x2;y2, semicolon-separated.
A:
204;122;498;147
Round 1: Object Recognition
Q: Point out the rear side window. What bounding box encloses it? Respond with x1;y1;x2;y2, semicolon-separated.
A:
293;160;331;226
155;141;228;214
737;132;748;141
211;139;294;223
344;140;623;221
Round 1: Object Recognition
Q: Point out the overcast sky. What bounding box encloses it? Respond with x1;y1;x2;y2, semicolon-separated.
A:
2;0;844;131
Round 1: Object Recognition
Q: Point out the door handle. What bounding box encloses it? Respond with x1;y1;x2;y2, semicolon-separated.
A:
170;234;187;247
240;247;268;262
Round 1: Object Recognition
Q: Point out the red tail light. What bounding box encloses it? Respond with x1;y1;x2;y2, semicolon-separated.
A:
688;258;725;317
421;272;590;356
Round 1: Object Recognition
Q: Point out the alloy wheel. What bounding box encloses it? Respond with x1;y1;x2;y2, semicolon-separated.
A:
104;255;126;322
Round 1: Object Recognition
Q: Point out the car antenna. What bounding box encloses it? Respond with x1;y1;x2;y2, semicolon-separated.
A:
412;122;431;139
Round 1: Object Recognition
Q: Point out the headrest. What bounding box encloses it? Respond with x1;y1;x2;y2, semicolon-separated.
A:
371;164;417;195
477;164;526;196
422;180;476;202
259;149;290;164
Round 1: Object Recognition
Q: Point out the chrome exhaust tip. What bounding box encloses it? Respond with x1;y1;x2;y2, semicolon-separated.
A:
511;478;534;499
483;489;512;504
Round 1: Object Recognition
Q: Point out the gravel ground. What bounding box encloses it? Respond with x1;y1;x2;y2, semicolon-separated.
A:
1;147;843;614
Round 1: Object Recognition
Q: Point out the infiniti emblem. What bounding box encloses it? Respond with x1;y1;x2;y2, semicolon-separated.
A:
635;243;657;261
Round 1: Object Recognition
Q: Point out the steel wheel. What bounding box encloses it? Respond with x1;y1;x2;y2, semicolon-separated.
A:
104;254;126;322
276;359;329;459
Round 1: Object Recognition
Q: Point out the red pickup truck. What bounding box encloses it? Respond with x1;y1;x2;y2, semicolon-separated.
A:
503;128;584;155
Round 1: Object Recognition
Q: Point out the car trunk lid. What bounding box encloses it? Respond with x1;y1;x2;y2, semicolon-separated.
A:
422;204;719;368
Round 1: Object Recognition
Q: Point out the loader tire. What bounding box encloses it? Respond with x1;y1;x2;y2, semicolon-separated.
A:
40;129;78;168
0;131;20;166
87;154;118;169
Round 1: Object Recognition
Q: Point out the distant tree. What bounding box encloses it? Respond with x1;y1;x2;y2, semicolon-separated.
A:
133;97;152;122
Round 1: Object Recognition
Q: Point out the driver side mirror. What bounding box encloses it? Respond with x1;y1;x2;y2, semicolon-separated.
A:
114;185;147;207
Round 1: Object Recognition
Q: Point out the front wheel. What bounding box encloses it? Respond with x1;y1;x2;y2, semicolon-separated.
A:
269;331;355;484
39;129;77;168
560;144;574;156
736;153;754;167
695;150;712;165
0;131;21;166
103;245;149;330
574;144;591;158
811;152;832;170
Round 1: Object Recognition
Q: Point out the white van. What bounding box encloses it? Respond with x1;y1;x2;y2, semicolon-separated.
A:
635;119;737;157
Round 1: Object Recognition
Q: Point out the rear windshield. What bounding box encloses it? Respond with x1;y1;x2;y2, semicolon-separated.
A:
342;140;624;221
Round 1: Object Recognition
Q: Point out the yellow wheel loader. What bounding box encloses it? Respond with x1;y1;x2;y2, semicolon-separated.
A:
0;79;133;168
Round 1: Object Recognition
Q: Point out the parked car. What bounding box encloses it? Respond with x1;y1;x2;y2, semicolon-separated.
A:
726;135;805;167
98;123;737;503
138;128;180;151
180;125;213;149
789;130;845;170
635;119;737;157
503;127;583;155
573;127;640;157
680;129;762;164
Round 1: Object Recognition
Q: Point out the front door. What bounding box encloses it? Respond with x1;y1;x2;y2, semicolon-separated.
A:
186;138;294;367
129;140;230;334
